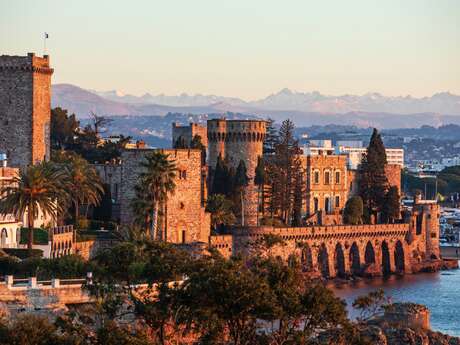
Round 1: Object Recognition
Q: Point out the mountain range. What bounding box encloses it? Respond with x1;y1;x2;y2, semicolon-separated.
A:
52;83;460;128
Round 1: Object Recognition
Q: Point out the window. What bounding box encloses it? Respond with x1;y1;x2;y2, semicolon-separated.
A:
314;198;319;212
325;197;331;213
179;170;187;179
314;171;320;184
335;196;340;208
335;171;340;184
324;171;330;185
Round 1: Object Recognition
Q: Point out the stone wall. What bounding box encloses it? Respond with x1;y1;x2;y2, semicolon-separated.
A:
231;210;440;278
385;163;402;194
209;234;233;258
172;122;208;148
207;119;267;226
119;148;210;244
0;53;53;169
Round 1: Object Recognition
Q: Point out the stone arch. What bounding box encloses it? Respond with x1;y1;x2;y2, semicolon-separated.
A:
334;243;346;277
300;243;313;271
381;241;391;275
317;243;330;278
395;240;405;272
349;242;361;275
364;241;376;264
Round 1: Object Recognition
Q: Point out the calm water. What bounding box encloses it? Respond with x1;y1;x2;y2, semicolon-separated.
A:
330;265;460;336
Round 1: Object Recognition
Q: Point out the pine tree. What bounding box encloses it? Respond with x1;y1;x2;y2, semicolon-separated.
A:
263;118;279;155
265;119;304;226
359;128;389;223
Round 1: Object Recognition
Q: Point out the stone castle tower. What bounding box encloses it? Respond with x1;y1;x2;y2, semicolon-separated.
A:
172;122;208;148
207;119;266;226
0;53;53;168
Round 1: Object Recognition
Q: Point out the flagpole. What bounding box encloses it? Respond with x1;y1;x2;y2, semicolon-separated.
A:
43;33;48;55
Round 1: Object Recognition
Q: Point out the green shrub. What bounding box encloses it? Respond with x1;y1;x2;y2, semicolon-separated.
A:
19;228;49;245
343;196;364;225
0;254;92;279
3;248;43;259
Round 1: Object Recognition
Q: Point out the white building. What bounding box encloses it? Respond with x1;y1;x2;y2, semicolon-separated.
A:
301;140;404;169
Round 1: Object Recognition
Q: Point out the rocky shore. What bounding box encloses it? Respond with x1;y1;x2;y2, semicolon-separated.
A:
316;303;460;345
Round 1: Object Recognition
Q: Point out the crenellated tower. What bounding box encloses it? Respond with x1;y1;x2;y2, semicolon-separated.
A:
0;53;53;168
207;119;267;226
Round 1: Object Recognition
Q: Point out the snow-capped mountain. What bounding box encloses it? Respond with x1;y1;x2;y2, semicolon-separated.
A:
89;86;460;115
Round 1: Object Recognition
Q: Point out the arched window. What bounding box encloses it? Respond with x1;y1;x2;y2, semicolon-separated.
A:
314;170;320;184
335;196;340;208
313;197;319;212
324;170;330;185
325;197;331;213
1;228;8;247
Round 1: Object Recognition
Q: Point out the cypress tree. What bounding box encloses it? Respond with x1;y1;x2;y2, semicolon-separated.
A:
254;157;266;225
233;160;249;225
359;128;389;222
382;186;400;223
211;154;226;195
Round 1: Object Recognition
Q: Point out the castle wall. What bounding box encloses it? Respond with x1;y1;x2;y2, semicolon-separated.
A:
0;53;53;168
209;234;233;258
172;122;208;148
230;208;440;278
119;149;210;244
207;119;266;226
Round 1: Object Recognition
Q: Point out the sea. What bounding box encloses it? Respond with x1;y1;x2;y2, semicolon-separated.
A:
330;265;460;336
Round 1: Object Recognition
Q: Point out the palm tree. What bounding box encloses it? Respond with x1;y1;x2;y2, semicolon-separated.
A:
137;151;176;239
58;153;104;225
131;184;155;234
0;161;67;250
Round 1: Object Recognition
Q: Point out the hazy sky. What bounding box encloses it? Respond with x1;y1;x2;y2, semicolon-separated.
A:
1;0;459;99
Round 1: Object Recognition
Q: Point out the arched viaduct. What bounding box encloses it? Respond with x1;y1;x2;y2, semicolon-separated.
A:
232;224;415;278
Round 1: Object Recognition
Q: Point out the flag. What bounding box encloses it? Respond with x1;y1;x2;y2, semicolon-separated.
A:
44;32;49;39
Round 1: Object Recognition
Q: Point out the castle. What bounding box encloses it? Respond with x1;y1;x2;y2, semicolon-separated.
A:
0;52;444;278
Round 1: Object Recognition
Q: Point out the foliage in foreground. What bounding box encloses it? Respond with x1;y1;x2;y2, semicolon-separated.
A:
0;239;392;344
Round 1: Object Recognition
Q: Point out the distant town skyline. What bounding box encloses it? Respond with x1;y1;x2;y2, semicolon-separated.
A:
2;0;459;100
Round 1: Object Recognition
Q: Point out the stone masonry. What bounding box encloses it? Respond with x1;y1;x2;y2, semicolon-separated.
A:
305;154;349;218
172;122;208;148
207;119;267;226
119;148;210;243
223;201;441;278
0;53;53;168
